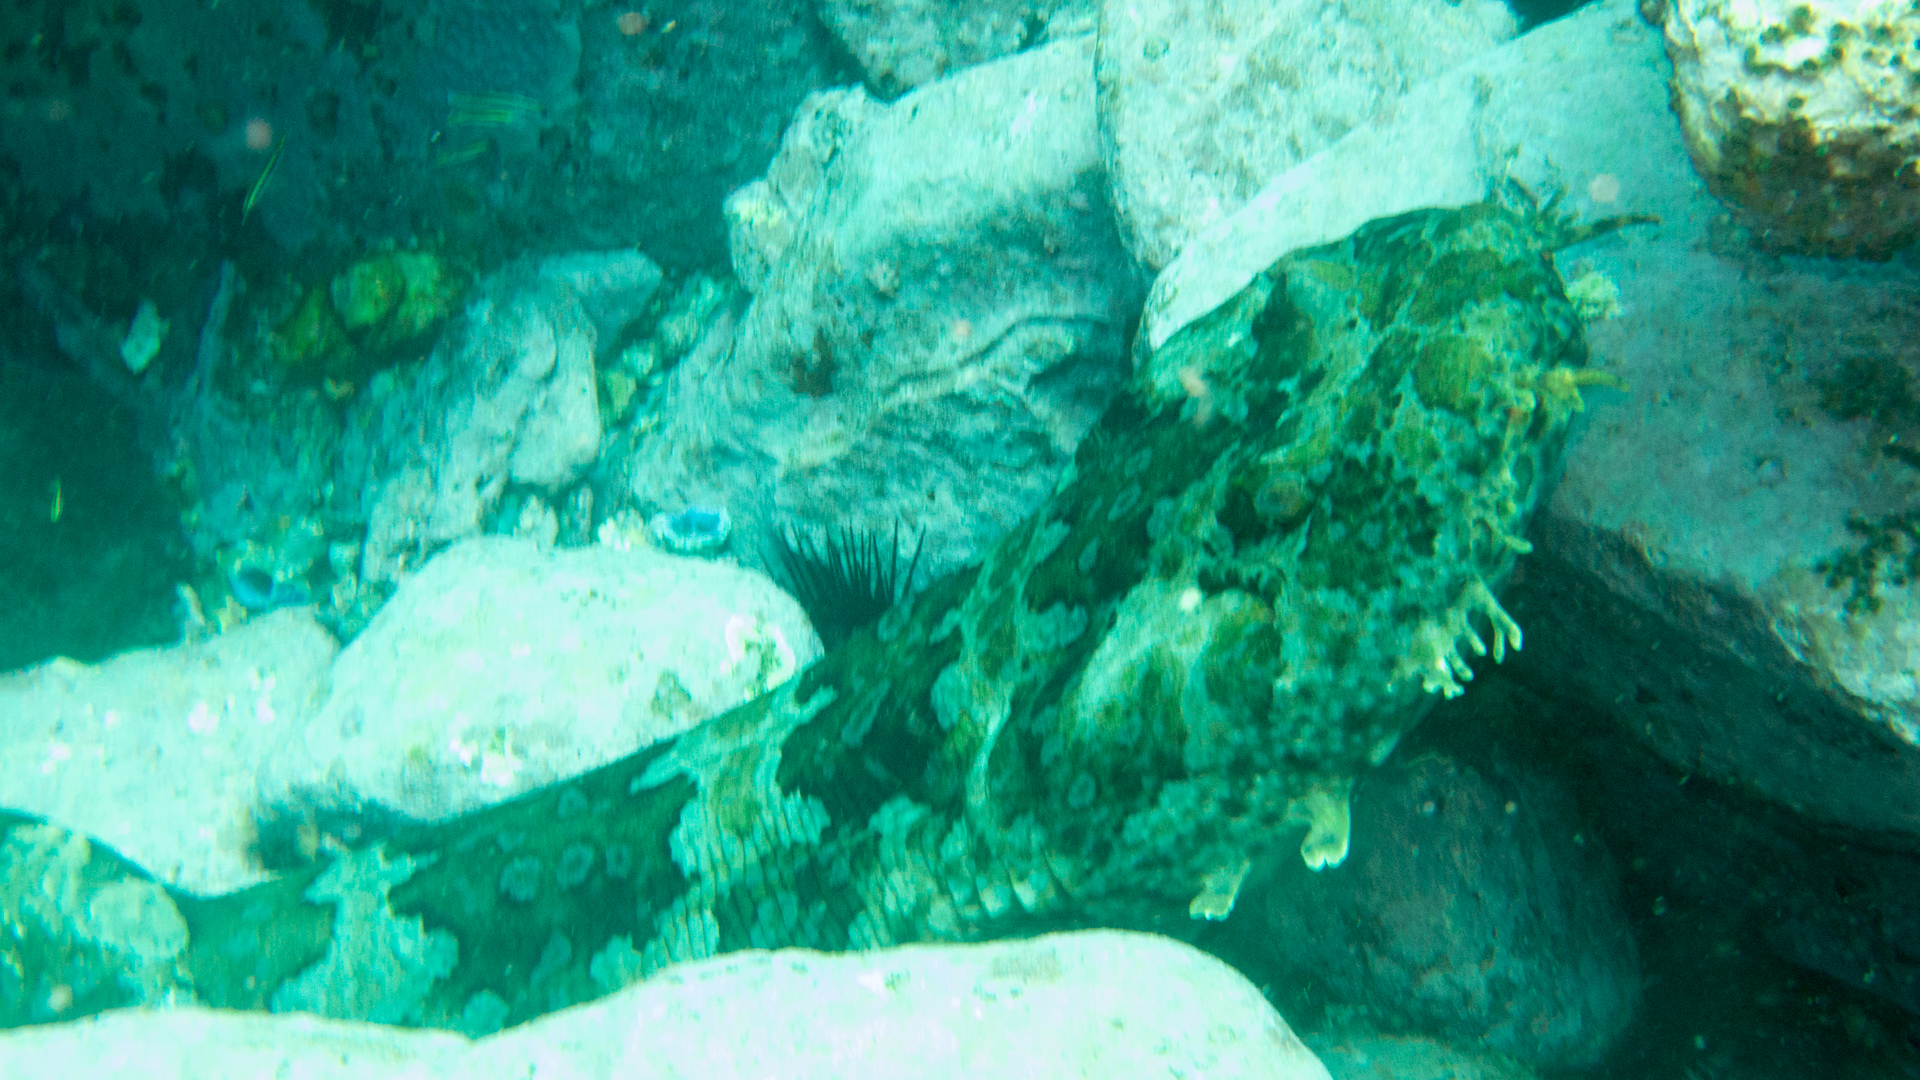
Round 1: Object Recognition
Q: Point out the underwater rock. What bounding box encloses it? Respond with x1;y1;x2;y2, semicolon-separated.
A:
634;37;1144;584
346;272;602;586
597;368;640;425
1235;752;1638;1070
534;250;664;351
722;88;887;295
652;274;739;361
1505;670;1920;1025
270;285;352;379
274;251;459;383
1468;5;1920;843
1658;0;1920;258
270;536;819;823
0;609;338;894
374;253;454;346
1139;0;1695;354
331;255;410;331
0;931;1328;1078
1097;0;1515;270
818;0;1097;98
0;537;820;897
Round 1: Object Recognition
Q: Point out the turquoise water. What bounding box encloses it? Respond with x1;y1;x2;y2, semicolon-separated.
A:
1;1;1917;1076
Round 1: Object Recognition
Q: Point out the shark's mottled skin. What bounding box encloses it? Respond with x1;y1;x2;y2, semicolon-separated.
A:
1;199;1631;1033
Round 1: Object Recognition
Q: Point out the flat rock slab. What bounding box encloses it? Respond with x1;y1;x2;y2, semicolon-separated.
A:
0;931;1331;1080
0;609;336;894
273;536;823;823
1097;0;1515;270
1139;0;1709;353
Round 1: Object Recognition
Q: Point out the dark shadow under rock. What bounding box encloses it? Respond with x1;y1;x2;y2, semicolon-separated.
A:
1451;670;1920;1072
1228;748;1639;1071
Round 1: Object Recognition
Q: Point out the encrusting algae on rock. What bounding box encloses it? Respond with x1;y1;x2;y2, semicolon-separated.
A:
1;195;1641;1033
268;250;463;386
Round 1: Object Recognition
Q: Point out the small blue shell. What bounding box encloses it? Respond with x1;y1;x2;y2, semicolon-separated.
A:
229;564;312;611
648;505;731;556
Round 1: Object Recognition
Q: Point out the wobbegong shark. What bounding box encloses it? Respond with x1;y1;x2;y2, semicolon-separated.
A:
1;195;1643;1034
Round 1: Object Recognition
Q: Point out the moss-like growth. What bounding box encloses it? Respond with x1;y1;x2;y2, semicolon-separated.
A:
1820;504;1920;615
1815;355;1920;613
271;285;351;378
269;250;464;386
1819;355;1918;427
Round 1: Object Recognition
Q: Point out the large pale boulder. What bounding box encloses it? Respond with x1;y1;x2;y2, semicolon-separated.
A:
818;0;1098;97
630;37;1144;580
1097;0;1516;270
0;610;337;894
1658;0;1920;257
1140;0;1709;355
269;536;822;823
0;931;1332;1080
1508;234;1920;841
